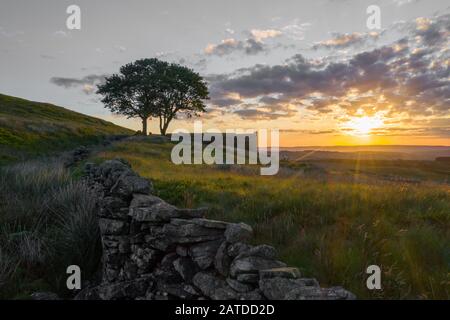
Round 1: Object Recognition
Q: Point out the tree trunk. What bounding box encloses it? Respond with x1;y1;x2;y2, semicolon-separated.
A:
142;117;148;136
160;116;171;136
161;126;167;136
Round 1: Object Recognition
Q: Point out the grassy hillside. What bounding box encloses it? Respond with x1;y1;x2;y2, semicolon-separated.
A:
92;137;450;299
0;94;133;164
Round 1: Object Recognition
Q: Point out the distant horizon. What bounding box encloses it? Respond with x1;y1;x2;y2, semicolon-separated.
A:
3;91;449;149
282;145;450;148
1;0;448;147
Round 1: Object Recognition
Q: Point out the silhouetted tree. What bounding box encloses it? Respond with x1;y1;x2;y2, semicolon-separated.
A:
155;63;209;135
97;58;208;136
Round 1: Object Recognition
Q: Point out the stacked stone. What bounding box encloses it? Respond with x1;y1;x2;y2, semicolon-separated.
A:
63;146;90;168
76;159;355;300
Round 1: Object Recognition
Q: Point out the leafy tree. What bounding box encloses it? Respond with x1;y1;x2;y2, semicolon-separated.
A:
156;63;209;135
97;58;208;136
97;59;165;135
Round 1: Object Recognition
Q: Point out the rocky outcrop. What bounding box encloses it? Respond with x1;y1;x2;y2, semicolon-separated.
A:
76;159;355;300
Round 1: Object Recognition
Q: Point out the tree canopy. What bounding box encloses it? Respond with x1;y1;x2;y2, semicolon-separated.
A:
97;58;209;135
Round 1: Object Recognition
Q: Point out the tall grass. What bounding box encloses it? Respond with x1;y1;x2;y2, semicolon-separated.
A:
0;249;17;288
95;139;450;299
0;160;101;299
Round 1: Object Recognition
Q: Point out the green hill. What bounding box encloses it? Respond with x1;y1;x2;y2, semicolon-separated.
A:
0;94;133;164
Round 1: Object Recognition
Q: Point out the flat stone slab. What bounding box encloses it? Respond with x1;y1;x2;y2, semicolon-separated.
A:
259;267;301;279
230;256;286;277
225;223;253;243
285;286;356;300
237;244;277;260
162;223;224;244
129;195;206;222
170;218;229;229
236;273;259;284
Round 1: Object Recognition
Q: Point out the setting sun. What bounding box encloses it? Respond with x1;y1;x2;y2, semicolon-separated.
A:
343;115;384;136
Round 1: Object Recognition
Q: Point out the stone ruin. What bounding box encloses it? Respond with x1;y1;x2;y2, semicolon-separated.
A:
76;159;355;300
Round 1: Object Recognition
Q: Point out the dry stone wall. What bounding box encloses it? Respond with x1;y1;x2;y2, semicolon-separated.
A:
76;159;355;300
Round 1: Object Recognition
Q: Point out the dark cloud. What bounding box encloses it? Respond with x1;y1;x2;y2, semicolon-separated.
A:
204;28;283;57
244;39;265;55
233;103;297;120
205;38;266;56
50;74;108;94
233;108;266;118
413;14;449;46
212;97;243;107
50;74;107;88
259;96;284;105
209;14;449;121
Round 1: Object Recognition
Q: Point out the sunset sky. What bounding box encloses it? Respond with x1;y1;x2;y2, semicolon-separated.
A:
0;0;449;146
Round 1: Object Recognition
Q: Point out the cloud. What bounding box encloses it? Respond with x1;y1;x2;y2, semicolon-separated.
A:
392;14;449;46
225;28;235;35
50;74;108;94
280;128;338;135
204;38;265;56
211;97;243;107
392;0;420;6
205;38;237;55
113;45;127;52
243;39;265;55
312;32;380;50
203;22;311;57
155;51;177;59
0;26;24;39
209;14;449;125
82;84;96;95
368;125;450;138
53;30;70;38
204;28;283;57
249;29;282;42
281;20;311;41
233;102;298;120
40;54;56;60
413;15;449;46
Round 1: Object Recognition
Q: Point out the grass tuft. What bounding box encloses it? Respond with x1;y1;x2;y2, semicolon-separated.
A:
0;160;101;299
